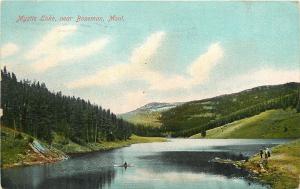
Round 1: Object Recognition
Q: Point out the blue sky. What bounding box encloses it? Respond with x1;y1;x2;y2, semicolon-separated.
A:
1;1;299;113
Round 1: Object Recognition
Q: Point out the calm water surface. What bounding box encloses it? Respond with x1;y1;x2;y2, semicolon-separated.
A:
1;139;290;189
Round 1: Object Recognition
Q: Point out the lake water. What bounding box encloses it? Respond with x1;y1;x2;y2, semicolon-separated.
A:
1;139;290;189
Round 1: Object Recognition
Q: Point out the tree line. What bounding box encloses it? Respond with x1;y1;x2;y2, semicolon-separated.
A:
131;124;164;137
1;67;133;145
171;92;300;137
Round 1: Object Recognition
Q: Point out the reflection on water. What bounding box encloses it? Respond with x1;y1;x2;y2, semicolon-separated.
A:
123;169;259;189
1;150;118;189
2;139;289;189
1;163;116;189
37;168;115;189
139;151;250;177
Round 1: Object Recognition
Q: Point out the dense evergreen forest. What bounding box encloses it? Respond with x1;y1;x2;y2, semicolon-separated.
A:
1;67;133;144
161;82;300;137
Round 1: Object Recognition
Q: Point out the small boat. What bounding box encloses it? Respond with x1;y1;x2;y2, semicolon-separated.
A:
113;164;134;167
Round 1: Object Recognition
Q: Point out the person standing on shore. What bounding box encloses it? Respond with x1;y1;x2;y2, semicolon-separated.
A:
266;147;271;157
260;149;263;158
264;149;268;159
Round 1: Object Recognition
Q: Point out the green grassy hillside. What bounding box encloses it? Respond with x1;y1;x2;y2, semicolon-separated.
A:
121;111;162;127
161;82;300;137
191;109;300;139
1;127;32;166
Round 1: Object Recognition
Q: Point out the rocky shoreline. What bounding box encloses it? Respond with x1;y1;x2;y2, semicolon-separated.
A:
211;157;271;187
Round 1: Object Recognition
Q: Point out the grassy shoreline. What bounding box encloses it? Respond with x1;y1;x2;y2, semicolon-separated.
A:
1;126;167;169
243;139;300;189
1;127;68;169
63;135;167;155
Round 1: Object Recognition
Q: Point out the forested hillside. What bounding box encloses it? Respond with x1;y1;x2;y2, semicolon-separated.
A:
161;83;300;137
1;67;133;145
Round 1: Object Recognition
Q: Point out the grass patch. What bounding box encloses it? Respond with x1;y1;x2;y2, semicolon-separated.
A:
244;139;300;189
1;127;31;166
129;135;167;143
51;133;91;154
191;109;300;139
121;111;162;127
1;127;68;168
86;135;166;152
54;134;167;154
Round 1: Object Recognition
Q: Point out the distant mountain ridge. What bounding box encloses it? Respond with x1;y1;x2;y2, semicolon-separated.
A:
127;102;184;114
120;102;183;127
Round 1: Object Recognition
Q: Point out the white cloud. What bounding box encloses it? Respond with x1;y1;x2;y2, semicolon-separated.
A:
1;43;19;58
130;31;166;65
188;42;224;85
251;68;300;84
25;25;77;60
147;42;224;91
67;31;166;89
26;25;109;72
67;63;130;89
197;68;300;101
232;68;300;88
67;37;223;91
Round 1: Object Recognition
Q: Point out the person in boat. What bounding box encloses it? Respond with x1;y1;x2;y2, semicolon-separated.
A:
124;161;128;168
